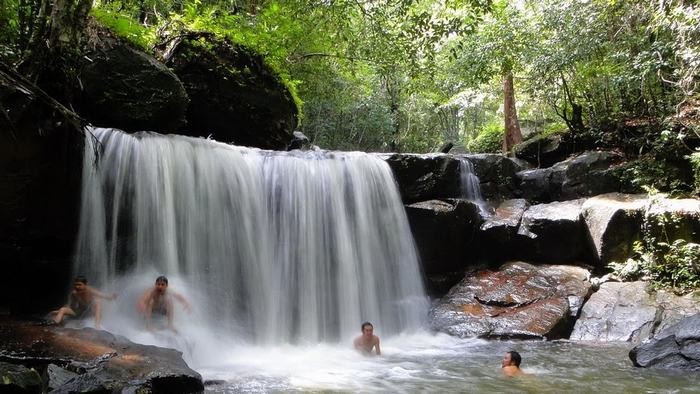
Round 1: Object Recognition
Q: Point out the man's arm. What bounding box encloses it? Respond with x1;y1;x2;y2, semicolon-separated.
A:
171;291;192;311
137;289;153;313
88;286;117;300
374;337;381;356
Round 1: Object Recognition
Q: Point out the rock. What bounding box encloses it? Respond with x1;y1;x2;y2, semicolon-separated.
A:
287;131;311;151
516;199;588;263
581;193;648;267
77;23;189;133
630;313;700;370
646;197;700;243
514;133;569;168
570;281;700;343
0;66;84;314
47;364;79;391
0;320;203;393
0;361;42;394
479;199;529;262
166;33;298;149
430;262;591;339
384;154;461;203
405;199;485;289
517;151;625;203
460;154;524;201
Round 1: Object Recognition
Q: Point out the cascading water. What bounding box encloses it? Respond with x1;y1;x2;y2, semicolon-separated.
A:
458;158;488;214
74;127;427;346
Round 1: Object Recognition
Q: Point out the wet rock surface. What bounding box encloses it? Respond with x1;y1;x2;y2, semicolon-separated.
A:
479;199;529;262
0;319;203;393
516;199;588;263
630;313;700;370
0;361;42;393
384;154;461;203
430;262;591;339
570;282;700;343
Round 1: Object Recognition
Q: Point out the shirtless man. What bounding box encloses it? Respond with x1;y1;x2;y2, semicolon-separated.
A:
137;276;191;333
353;321;381;356
50;276;116;329
501;350;524;377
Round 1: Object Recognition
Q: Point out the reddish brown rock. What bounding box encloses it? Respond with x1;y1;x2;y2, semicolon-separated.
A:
429;262;592;339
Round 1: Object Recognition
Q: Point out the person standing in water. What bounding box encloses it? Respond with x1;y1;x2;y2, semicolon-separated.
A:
50;275;117;329
137;276;191;333
353;321;381;356
501;351;524;377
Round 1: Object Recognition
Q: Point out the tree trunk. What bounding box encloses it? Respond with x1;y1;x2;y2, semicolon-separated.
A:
502;67;522;155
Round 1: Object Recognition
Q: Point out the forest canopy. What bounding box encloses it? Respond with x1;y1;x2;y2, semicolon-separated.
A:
0;0;698;154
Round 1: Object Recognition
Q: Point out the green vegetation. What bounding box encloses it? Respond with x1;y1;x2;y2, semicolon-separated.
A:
0;0;698;158
610;209;700;295
466;122;503;153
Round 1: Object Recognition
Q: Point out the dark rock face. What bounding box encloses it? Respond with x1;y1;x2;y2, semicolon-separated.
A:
517;151;625;203
0;320;204;393
581;193;648;267
480;199;529;262
630;313;700;370
516;199;588;263
288;131;312;151
0;361;42;394
570;281;700;343
77;33;189;133
167;33;298;149
0;66;84;314
430;262;591;339
405;199;485;294
514;133;569;168
385;154;461;203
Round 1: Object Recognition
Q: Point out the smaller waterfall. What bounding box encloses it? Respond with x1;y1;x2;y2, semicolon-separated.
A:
458;158;489;214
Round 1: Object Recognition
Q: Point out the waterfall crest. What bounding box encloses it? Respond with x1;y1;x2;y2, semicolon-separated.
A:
75;127;427;344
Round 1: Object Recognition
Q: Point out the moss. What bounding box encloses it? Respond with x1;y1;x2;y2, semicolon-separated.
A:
90;9;155;50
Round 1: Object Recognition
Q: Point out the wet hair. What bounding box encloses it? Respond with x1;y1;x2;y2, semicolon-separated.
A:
155;276;168;285
361;322;373;331
508;351;522;367
74;275;88;284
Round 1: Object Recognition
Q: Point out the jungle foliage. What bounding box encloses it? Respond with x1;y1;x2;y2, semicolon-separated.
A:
0;0;698;155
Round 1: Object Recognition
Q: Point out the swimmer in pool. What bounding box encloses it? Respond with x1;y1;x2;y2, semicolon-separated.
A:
353;321;381;356
501;350;524;377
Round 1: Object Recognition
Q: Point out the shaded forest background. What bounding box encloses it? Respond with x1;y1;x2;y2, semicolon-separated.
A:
1;0;698;180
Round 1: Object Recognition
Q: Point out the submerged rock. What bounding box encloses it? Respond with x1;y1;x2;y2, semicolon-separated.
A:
570;281;700;343
0;320;203;393
430;262;591;339
630;313;700;370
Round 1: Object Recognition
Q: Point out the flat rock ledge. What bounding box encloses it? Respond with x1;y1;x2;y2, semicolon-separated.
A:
0;318;203;393
429;262;592;339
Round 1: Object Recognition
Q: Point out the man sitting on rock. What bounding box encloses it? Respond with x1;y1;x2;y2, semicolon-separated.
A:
353;321;381;356
137;276;191;333
50;275;117;329
501;350;524;377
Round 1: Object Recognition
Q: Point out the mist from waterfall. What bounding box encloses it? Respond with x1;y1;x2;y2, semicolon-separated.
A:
74;127;428;345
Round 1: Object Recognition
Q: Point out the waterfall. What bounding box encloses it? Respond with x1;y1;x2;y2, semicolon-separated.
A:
458;159;484;201
74;127;427;344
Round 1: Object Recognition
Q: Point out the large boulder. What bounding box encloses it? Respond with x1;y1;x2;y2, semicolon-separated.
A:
581;193;648;267
514;133;569;168
430;262;591;339
166;33;298;149
0;361;42;393
0;66;84;314
517;151;625;203
0;320;204;393
516;199;588;263
77;21;189;133
405;199;485;294
570;281;700;343
630;313;700;370
384;154;461;203
645;197;700;242
479;199;529;262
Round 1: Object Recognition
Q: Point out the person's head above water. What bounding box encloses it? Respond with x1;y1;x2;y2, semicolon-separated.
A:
155;276;168;293
502;351;522;368
361;321;374;337
73;275;88;292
